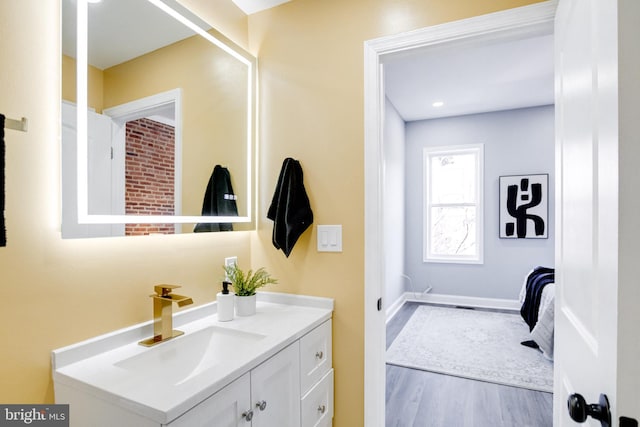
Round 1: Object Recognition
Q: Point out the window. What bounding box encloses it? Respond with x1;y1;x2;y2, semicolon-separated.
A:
423;144;483;264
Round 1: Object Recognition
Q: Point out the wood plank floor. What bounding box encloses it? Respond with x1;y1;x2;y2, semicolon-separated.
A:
385;302;553;427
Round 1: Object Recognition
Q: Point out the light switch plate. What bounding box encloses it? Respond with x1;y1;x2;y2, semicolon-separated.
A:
317;225;342;252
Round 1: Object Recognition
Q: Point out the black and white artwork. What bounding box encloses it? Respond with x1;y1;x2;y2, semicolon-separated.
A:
499;174;548;239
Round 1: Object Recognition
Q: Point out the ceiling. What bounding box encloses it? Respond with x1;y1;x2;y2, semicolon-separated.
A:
62;0;289;70
384;34;554;122
62;0;213;70
63;1;552;121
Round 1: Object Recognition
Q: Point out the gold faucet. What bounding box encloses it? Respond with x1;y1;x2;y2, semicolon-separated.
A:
139;285;193;347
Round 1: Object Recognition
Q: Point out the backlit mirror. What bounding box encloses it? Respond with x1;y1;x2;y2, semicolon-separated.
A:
61;0;255;237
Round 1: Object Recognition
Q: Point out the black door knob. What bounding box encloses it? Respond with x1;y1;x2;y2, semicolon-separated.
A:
567;393;611;427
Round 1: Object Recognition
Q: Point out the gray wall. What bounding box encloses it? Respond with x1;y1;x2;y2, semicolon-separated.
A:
404;105;555;300
384;98;407;308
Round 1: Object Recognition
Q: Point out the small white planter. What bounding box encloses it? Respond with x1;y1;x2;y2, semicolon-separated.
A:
235;294;257;316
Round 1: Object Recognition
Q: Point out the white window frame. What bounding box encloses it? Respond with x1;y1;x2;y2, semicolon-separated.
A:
423;143;484;264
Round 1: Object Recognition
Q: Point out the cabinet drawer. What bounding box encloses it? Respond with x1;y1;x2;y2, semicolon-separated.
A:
301;369;333;427
300;319;332;394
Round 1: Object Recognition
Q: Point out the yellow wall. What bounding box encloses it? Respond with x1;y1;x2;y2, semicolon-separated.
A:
61;55;104;112
0;0;251;403
0;0;543;425
246;0;544;426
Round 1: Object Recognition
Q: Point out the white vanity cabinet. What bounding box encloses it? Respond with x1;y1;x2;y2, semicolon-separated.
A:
52;295;334;427
168;342;300;427
168;320;332;427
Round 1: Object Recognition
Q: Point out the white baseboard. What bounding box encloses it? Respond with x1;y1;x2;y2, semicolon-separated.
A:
407;292;520;311
387;292;520;321
385;293;407;322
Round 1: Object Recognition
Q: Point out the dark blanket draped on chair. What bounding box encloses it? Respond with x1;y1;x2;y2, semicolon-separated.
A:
267;158;313;257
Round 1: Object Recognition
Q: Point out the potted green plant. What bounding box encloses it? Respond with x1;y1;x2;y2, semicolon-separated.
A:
223;264;277;316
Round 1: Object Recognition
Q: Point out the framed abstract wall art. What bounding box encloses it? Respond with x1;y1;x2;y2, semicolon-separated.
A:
499;174;548;239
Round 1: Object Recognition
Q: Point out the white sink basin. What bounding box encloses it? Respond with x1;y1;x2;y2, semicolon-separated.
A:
115;326;267;385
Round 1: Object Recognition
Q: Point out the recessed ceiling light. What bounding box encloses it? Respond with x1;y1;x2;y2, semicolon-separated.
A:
432;101;444;108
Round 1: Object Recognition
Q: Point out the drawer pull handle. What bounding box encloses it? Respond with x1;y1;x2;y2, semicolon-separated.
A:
315;351;324;360
318;404;326;414
256;400;267;411
242;410;254;422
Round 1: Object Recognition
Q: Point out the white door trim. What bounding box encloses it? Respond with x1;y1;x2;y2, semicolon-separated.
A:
363;2;557;425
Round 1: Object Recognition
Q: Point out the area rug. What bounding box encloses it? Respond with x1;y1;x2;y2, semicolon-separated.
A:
386;305;553;392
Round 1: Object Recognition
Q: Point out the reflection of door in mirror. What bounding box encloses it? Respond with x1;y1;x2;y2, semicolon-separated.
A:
62;101;125;238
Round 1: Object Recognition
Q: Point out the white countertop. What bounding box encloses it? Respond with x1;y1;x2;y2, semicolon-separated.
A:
51;292;333;424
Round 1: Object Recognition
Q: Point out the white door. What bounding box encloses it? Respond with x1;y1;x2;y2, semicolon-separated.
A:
554;0;640;425
87;110;116;216
61;102;124;238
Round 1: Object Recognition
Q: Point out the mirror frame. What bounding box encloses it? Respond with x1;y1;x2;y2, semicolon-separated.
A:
75;0;256;225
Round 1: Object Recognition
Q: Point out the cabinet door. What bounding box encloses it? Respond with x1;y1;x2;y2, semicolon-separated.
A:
251;343;301;427
167;373;251;427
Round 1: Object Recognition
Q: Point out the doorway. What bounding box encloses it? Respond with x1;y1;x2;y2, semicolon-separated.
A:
103;89;183;235
363;2;557;425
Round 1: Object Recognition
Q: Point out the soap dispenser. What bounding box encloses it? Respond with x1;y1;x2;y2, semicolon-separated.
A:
217;281;234;322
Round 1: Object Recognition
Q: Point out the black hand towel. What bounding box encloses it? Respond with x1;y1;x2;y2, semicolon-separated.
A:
0;114;6;247
267;158;313;257
194;165;238;232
